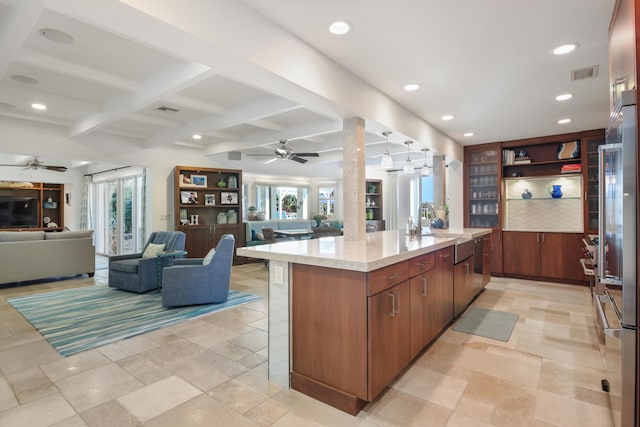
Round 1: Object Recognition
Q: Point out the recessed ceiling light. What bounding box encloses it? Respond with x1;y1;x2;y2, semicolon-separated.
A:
464;132;474;137
553;43;577;55
31;103;47;110
11;74;38;84
329;21;351;35
558;118;571;124
403;83;421;92
555;93;573;101
192;134;202;140
38;28;74;44
441;115;454;121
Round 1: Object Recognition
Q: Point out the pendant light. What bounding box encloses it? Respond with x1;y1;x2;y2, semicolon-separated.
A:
380;131;394;170
403;140;414;173
420;148;432;177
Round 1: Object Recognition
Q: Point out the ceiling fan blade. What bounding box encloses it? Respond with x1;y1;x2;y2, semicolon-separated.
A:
247;153;275;157
290;156;308;163
292;153;319;157
264;158;279;164
43;165;68;172
0;164;22;167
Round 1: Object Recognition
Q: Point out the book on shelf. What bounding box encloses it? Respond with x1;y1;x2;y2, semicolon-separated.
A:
513;157;531;164
560;164;581;174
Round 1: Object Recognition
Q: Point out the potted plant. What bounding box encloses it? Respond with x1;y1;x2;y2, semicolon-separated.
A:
247;206;257;221
312;214;326;227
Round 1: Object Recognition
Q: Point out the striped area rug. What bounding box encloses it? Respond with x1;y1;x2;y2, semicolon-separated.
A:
8;286;262;356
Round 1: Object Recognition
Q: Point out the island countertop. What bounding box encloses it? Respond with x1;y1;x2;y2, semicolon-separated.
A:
236;228;491;272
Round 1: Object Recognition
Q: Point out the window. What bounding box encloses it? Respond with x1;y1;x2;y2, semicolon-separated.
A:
255;184;309;220
318;186;336;218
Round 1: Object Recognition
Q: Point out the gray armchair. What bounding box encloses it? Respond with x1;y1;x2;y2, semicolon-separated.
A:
108;231;186;293
162;234;235;308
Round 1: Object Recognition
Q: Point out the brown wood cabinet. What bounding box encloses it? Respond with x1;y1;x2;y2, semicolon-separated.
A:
368;280;411;399
482;234;491;286
0;181;64;230
290;245;456;415
503;231;584;283
174;166;244;262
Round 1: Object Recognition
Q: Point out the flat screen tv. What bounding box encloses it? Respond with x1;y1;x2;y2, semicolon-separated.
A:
0;197;39;228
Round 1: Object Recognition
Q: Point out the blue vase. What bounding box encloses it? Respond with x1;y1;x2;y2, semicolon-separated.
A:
548;185;562;199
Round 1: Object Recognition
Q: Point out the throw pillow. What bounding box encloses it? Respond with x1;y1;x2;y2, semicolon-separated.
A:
203;248;216;265
256;232;265;241
142;242;166;258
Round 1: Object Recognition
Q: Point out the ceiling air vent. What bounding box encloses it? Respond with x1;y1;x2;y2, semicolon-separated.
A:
571;65;599;81
155;106;179;112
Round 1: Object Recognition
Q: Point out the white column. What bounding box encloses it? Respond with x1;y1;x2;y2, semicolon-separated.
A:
342;117;366;241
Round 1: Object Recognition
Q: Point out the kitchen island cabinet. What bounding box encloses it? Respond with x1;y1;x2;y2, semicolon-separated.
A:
237;228;491;415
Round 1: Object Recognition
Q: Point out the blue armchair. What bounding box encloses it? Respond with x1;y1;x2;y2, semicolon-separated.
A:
162;234;235;307
108;231;186;293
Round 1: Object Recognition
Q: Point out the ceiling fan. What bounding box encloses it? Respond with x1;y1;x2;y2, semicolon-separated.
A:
248;140;319;164
0;156;68;172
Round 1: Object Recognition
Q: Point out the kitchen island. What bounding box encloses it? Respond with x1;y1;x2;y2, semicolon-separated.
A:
237;228;491;414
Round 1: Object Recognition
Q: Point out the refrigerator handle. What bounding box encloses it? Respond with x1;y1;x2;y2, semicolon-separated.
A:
596;294;622;339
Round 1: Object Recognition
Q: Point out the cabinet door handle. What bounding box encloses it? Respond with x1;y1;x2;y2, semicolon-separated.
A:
439;253;451;258
536;233;539;243
387;273;399;281
465;262;469;274
584;191;587;201
541;233;545;243
388;292;395;317
421;276;429;296
395;292;400;315
498;231;501;241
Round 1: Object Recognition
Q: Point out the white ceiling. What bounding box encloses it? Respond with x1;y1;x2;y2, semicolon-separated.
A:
0;0;615;177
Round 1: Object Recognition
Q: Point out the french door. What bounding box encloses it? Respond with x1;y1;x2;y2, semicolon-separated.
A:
93;174;145;256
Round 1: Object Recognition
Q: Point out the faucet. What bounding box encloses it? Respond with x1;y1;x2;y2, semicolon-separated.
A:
419;202;437;228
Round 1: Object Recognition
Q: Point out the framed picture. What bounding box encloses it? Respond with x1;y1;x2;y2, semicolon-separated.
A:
180;191;198;204
43;201;58;209
220;191;238;205
205;194;216;206
191;175;207;188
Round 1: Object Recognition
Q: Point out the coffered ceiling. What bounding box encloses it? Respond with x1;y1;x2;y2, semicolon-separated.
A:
0;0;615;177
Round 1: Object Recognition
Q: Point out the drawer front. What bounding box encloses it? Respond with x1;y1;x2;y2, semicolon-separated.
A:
368;261;409;295
408;252;435;277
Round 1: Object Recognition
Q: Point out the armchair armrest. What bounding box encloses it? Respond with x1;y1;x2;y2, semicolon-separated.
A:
109;253;143;263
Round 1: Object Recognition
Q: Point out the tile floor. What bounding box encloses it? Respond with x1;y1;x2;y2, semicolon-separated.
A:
0;264;614;426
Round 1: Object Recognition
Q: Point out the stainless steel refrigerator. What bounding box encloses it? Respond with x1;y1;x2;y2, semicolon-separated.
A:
596;89;637;427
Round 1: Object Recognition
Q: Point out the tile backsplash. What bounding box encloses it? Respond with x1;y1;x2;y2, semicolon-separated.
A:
504;175;583;232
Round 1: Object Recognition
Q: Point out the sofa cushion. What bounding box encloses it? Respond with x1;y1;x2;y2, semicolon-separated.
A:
0;231;45;242
110;258;140;273
45;230;94;240
142;243;165;258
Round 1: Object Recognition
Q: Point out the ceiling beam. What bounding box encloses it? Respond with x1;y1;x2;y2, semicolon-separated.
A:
145;96;299;147
70;61;214;137
203;117;342;155
0;1;44;78
15;49;139;91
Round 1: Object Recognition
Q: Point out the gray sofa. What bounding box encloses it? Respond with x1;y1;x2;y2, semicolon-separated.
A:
0;230;95;284
245;219;315;246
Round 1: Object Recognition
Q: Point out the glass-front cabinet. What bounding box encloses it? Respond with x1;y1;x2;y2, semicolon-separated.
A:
582;131;606;234
465;145;500;228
